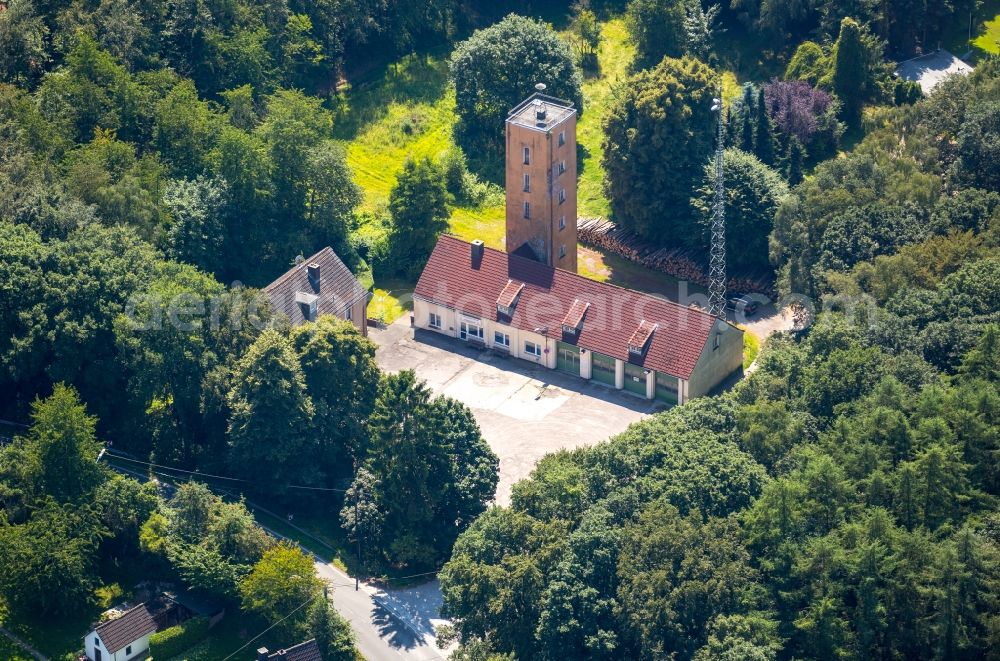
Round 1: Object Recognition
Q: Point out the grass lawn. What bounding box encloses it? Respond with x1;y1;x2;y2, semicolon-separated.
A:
741;326;761;369
339;13;743;304
164;614;255;661
973;2;1000;54
367;276;415;325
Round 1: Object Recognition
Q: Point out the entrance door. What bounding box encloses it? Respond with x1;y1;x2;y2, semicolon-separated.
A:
591;352;616;386
556;342;581;375
459;319;483;342
95;648;102;661
624;363;647;396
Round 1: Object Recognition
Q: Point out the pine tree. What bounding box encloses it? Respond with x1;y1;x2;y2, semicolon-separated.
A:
786;136;804;185
832;17;867;126
754;87;776;166
740;85;755;153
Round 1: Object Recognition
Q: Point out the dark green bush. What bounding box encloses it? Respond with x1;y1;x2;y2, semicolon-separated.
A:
149;616;210;660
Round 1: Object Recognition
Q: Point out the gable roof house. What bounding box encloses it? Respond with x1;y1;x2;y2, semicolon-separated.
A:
85;604;157;661
414;236;742;404
264;247;369;335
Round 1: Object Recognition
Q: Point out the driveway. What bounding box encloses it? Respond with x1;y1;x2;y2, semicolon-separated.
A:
371;318;662;505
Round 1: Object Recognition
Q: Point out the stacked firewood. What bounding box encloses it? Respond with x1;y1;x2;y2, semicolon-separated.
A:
576;217;776;298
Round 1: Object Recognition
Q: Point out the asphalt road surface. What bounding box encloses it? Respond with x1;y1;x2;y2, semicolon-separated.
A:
313;562;448;661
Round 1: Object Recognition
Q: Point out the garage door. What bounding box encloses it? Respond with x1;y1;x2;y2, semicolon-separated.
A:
623;363;646;396
591;352;616;386
656;372;679;404
556;342;581;376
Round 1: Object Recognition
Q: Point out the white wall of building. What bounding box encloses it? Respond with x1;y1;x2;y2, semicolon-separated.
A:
413;295;738;403
86;631;151;661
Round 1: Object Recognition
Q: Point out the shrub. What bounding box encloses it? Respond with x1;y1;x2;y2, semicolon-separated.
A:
149;617;210;660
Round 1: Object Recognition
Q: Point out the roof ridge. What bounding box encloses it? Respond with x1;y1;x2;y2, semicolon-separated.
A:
263;246;339;294
438;234;726;326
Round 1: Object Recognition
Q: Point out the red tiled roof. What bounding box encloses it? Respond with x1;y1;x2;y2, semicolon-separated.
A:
415;236;726;379
562;299;590;330
628;320;657;352
94;604;157;654
263;247;366;326
497;280;524;309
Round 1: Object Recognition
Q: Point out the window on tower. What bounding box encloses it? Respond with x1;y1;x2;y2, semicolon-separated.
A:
559;245;566;258
523;147;530;164
559;215;566;230
523;201;530;219
558;131;566;146
523;174;530;191
558;160;566;175
558;189;566;204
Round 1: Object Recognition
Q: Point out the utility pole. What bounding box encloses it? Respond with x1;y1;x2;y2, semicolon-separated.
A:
708;91;727;318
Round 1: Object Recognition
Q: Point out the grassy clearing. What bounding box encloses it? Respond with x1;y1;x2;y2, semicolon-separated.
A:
973;3;1000;54
367;277;414;324
741;326;761;369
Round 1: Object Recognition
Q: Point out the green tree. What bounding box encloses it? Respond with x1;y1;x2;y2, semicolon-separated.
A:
305;140;361;253
603;56;717;244
308;599;356;660
0;500;105;615
959;325;1000;382
832;17;873;125
784;41;829;85
164;175;228;275
449;14;583;173
26;384;105;503
153;79;218;177
291;316;378;474
624;0;686;68
240;542;322;639
692;148;788;273
0;0;49;86
785;136;804;185
754;87;777;166
388;157;449;279
345;371;497;569
227;329;317;489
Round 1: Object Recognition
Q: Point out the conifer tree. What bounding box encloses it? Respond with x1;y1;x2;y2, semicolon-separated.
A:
786;136;805;185
754;87;776;166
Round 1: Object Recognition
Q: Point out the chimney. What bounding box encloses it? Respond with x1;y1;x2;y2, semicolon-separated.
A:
257;648;270;661
534;100;546;121
470;239;484;265
307;262;320;281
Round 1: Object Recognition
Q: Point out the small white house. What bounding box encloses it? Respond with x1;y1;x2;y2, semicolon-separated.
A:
85;603;157;661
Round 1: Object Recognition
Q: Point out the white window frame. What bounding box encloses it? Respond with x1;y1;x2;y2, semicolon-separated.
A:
559;215;566;230
460;319;484;341
494;331;510;347
523;173;530;191
558;159;566;174
428;312;441;329
558;189;566;204
525;341;542;357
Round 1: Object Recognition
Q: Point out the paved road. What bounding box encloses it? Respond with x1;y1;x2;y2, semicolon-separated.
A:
313;562;448;661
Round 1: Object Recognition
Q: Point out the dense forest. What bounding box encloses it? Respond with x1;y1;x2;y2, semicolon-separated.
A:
1;0;999;658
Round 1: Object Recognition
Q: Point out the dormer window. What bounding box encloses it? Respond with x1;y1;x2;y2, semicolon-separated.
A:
496;280;525;317
561;299;589;334
295;291;319;321
628;320;657;355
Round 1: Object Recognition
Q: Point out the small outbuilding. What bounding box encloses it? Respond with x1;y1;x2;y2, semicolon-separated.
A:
84;604;157;661
257;638;322;661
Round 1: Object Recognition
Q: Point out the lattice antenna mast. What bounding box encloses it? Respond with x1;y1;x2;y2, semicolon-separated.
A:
708;92;727;318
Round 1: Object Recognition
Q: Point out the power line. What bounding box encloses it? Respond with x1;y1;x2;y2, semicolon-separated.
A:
221;593;320;661
103;450;347;492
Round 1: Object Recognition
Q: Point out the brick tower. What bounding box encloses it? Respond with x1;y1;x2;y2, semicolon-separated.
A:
504;85;577;273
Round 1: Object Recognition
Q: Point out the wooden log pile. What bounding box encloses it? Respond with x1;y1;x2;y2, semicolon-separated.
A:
577;217;776;297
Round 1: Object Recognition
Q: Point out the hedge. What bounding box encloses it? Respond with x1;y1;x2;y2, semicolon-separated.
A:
148;617;210;660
